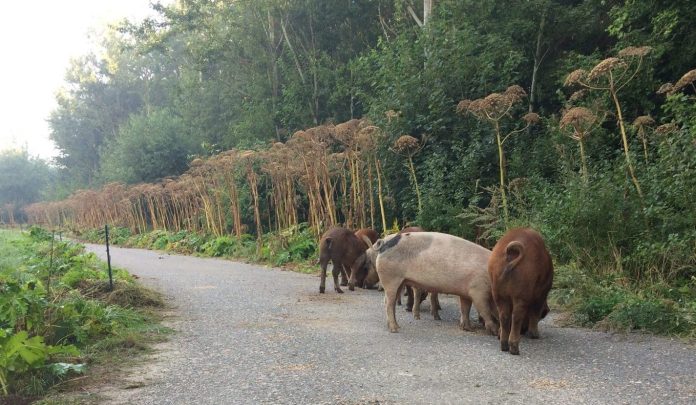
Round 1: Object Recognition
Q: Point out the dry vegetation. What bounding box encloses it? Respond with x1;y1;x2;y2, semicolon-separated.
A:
25;119;387;238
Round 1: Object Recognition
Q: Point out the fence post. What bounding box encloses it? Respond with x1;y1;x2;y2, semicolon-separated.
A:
47;230;55;298
105;225;114;291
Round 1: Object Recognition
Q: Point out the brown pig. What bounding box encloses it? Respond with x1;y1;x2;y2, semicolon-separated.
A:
489;228;554;355
364;232;498;334
318;227;372;294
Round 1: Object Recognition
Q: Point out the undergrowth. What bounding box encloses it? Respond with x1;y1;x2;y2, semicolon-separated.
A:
80;223;319;273
0;227;167;402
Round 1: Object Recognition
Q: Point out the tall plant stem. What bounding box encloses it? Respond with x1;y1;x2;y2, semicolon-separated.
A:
494;121;509;224
406;155;422;214
579;138;589;184
375;156;387;234
610;89;644;199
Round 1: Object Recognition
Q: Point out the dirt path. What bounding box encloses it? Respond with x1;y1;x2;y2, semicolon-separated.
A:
83;244;695;404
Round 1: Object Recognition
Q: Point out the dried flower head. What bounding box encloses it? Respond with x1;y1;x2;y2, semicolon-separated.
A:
673;69;696;92
504;85;527;102
393;135;420;154
632;116;655;128
560;107;597;131
568;90;587;103
656;83;674;95
456;99;472;114
334;119;360;142
190;158;203;167
480;92;517;117
564;69;587;86
588;57;627;80
617;46;652;58
655;123;679;135
522;112;540;125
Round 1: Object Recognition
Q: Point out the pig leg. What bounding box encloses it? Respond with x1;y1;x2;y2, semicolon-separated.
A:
526;311;541;339
339;267;348;286
382;278;403;333
430;293;441;320
497;300;512;352
412;288;422;320
458;296;473;331
509;300;529;355
525;300;545;338
405;286;414;311
319;259;329;293
332;264;344;294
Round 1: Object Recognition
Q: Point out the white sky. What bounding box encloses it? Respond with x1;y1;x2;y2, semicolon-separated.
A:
0;1;166;160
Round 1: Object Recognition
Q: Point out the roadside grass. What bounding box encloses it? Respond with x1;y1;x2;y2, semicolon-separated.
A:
550;262;696;338
0;227;170;404
79;224;319;273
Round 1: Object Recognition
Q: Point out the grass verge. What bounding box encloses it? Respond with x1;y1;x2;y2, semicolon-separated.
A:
0;227;170;404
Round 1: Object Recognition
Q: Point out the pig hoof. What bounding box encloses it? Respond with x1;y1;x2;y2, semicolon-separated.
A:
501;341;509;352
509;343;520;355
459;323;473;332
340;280;348;286
335;287;344;294
433;314;441;321
413;314;420;320
527;330;540;339
389;326;399;333
405;307;412;312
319;287;325;294
348;285;355;291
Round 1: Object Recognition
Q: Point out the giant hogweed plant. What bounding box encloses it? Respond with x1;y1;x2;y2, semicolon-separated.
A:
563;46;653;200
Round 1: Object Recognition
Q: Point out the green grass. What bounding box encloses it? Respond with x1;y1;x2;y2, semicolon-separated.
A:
550;263;696;337
0;227;169;402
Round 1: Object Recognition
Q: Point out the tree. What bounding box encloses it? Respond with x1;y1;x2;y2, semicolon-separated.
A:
99;109;200;184
0;149;51;224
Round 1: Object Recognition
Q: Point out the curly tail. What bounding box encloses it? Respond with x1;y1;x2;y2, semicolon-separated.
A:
501;241;524;279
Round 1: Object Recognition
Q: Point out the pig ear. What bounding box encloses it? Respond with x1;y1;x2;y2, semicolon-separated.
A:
360;234;373;248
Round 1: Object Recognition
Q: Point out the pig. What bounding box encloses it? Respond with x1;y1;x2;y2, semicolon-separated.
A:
488;228;554;355
345;228;380;286
396;226;441;320
318;227;372;294
364;232;498;334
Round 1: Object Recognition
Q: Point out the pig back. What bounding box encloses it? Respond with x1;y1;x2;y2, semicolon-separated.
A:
376;232;491;295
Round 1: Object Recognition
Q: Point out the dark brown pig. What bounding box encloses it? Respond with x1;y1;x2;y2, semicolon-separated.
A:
489;228;554;355
364;232;498;334
318;227;371;293
346;228;380;286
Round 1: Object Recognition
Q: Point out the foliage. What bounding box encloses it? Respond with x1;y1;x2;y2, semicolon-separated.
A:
0;229;164;398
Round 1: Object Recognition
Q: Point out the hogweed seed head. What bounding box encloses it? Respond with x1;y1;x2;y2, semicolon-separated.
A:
588;57;626;81
393;135;420;154
522;112;540;125
617;46;653;58
560;107;597;131
673;69;696;92
632;115;655;128
564;69;587;86
656;83;674;95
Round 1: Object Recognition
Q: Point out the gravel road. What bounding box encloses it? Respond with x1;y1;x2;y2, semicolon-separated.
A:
84;244;695;405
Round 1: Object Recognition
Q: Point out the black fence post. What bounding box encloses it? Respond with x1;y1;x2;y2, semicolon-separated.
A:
47;230;55;298
105;225;114;291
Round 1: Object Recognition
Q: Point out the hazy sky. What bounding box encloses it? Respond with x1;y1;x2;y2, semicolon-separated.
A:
0;1;164;159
